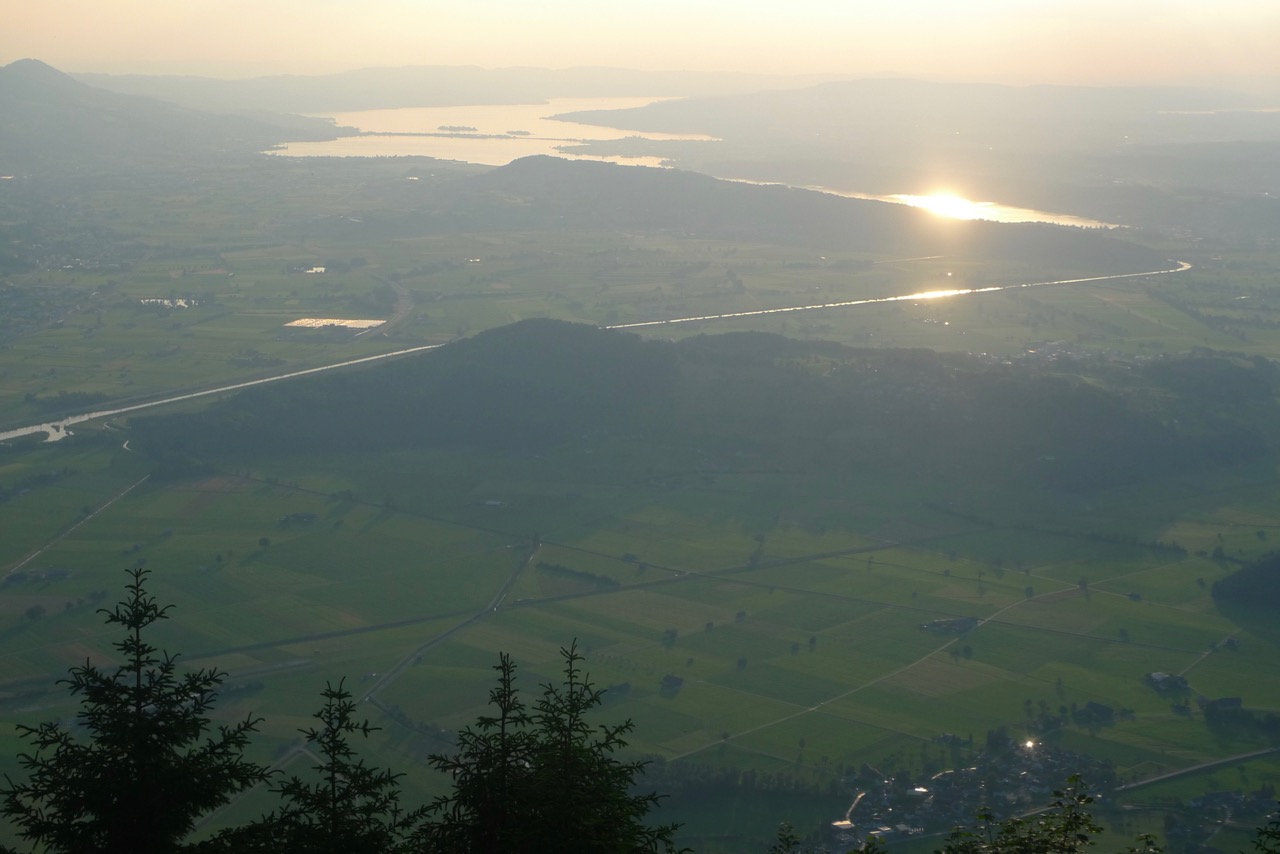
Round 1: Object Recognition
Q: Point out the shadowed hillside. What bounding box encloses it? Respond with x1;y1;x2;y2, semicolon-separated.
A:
0;59;344;173
130;320;1273;494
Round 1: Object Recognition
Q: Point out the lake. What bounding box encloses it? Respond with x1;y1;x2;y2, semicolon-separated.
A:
270;98;1119;228
799;189;1117;229
268;96;715;168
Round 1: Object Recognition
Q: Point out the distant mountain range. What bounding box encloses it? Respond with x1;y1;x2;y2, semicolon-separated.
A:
557;78;1280;155
73;66;838;114
0;59;345;173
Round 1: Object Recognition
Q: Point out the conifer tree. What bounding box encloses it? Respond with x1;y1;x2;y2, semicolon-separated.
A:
0;568;269;854
225;679;427;854
422;642;681;853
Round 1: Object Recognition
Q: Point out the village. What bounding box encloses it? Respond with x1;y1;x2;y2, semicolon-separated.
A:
827;735;1115;847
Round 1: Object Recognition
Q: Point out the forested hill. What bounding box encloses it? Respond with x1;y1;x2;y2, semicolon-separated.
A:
450;156;1166;272
0;59;343;174
130;320;1274;493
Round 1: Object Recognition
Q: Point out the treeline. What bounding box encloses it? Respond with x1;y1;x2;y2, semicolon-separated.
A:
131;319;1280;494
536;561;621;589
1213;551;1280;610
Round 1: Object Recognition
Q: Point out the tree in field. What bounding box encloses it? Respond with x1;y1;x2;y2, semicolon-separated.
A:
0;567;270;854
422;642;682;853
225;680;427;854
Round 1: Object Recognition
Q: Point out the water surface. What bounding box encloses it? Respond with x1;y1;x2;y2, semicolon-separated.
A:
272;99;1118;227
270;97;714;167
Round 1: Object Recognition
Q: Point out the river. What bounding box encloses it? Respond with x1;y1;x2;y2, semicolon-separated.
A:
1;262;1190;444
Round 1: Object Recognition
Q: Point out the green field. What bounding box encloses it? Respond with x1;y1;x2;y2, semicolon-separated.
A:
5;156;1280;850
4;431;1280;847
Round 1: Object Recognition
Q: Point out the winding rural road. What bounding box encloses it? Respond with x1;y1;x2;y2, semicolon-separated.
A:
0;259;1191;444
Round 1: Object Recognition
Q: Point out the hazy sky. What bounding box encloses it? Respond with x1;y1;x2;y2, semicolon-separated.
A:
5;0;1279;83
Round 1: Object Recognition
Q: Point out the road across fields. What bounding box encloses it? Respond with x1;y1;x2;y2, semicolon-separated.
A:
1;260;1191;443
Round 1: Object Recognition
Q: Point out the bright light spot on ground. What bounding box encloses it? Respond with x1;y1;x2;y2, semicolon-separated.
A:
1025;740;1036;749
284;318;387;329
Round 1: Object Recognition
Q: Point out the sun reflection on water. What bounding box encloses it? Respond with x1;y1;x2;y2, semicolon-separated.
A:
889;193;994;220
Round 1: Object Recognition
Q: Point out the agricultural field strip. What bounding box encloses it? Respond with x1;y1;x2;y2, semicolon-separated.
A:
3;474;151;576
176;605;479;664
2;260;1192;442
1088;584;1222;620
12;466;1212;714
325;533;1211;749
1088;290;1187;332
702;723;909;770
1089;559;1202;590
618;568;1211;762
663;632;966;762
1115;746;1280;792
15;471;689;684
231;473;525;541
152;510;1208;701
360;544;539;703
44;521;1153;756
505;554;1210;658
1175;633;1240;678
1017;573;1187;615
1065;573;1232;631
679;676;932;746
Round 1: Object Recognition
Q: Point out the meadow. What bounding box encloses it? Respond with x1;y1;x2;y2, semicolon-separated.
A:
4;425;1280;847
4;156;1280;849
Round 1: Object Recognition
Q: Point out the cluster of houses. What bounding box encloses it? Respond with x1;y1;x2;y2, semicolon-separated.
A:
828;737;1114;847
